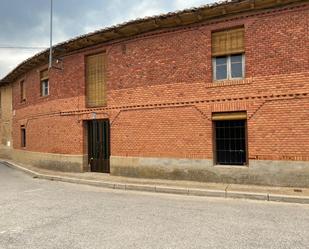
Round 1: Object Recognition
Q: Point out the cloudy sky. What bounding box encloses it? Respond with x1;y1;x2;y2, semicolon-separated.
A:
0;0;216;79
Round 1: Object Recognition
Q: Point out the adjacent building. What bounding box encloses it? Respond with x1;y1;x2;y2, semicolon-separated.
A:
0;0;308;187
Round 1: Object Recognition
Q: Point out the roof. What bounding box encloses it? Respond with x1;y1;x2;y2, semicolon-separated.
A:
0;0;304;84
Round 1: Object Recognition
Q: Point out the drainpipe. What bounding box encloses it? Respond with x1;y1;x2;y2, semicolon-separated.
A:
49;0;53;69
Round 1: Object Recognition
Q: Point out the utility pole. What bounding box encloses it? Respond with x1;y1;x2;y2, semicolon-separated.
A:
49;0;53;69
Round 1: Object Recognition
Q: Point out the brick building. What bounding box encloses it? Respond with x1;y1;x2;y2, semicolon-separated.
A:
0;0;308;187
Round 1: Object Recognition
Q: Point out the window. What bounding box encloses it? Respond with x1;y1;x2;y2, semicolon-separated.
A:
21;126;26;148
213;112;247;166
20;80;26;102
40;70;49;96
86;53;107;107
213;54;245;80
212;27;245;81
41;80;49;96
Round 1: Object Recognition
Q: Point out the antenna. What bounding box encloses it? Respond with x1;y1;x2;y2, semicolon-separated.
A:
49;0;53;69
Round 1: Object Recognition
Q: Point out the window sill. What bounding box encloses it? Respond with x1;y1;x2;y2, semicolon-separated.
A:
39;95;50;99
86;104;108;109
206;78;253;88
214;164;249;169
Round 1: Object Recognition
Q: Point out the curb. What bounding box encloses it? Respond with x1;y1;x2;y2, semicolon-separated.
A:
2;160;309;205
268;194;309;204
226;191;268;201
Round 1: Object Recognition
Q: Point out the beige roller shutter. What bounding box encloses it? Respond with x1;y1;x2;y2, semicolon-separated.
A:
212;27;245;56
212;111;247;121
20;80;26;101
40;69;49;81
86;53;107;107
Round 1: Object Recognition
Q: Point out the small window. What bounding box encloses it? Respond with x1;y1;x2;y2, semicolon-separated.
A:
41;79;49;96
20;80;26;102
21;127;26;148
40;70;49;96
213;54;245;81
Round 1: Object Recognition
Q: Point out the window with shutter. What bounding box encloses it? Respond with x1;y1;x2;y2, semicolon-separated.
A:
212;27;245;81
212;112;248;166
86;53;107;107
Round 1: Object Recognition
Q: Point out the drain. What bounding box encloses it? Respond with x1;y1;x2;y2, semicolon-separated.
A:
294;189;303;193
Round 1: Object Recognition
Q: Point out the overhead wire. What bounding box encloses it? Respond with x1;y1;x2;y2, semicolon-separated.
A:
0;46;48;50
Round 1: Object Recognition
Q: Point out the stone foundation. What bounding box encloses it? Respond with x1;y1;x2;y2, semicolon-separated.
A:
111;156;309;188
1;150;309;187
0;146;13;160
0;149;85;173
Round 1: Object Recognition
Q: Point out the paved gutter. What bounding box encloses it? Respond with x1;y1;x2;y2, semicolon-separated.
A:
2;160;309;205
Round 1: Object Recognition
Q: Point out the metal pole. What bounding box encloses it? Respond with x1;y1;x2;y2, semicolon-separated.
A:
49;0;53;69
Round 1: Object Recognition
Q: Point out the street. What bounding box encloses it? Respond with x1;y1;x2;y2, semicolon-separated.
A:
0;163;309;249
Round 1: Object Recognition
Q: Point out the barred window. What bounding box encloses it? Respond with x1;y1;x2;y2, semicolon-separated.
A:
21;126;26;148
212;112;248;166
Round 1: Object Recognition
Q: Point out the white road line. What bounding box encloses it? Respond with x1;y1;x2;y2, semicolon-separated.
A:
23;188;43;193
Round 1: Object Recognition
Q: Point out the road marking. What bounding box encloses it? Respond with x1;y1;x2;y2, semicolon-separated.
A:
0;227;23;235
24;188;43;193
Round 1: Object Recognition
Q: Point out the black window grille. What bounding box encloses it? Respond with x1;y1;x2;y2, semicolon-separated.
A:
21;127;26;148
215;120;247;165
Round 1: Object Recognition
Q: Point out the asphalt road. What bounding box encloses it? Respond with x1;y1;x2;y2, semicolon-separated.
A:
0;164;309;249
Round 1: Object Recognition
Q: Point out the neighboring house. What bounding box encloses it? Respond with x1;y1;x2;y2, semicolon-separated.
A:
0;0;308;187
0;84;13;158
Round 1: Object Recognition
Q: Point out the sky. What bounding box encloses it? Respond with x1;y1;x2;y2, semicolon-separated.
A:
0;0;216;79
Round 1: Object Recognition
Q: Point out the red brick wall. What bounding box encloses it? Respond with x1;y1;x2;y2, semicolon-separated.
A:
11;3;309;161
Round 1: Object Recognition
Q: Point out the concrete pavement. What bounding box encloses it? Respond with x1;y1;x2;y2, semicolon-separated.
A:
1;163;309;249
2;160;309;204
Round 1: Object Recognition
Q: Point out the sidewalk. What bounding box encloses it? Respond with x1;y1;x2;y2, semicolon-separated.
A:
2;159;309;204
